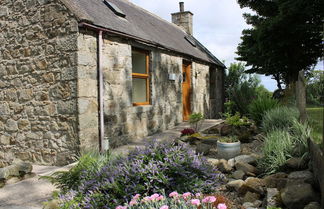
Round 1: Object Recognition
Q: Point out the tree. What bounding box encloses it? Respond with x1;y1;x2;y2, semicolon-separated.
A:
306;70;324;106
236;0;323;86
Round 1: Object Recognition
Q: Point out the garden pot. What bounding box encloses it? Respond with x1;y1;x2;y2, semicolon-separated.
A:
217;141;241;160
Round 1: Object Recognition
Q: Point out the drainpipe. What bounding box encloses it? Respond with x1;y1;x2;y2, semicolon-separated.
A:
98;31;108;152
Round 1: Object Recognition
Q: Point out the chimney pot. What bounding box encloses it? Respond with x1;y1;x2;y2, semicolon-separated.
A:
179;2;184;12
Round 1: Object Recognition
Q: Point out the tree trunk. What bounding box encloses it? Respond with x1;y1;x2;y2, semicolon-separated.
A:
296;70;307;123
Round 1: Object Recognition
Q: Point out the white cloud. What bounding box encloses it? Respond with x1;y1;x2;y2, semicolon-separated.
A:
131;0;278;91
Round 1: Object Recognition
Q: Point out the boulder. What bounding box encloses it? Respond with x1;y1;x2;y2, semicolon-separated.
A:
266;188;281;208
201;137;218;146
226;179;245;192
218;159;232;173
281;183;319;209
243;191;261;203
227;158;235;167
207;158;219;167
242;202;257;209
241;177;265;195
0;165;19;180
235;162;258;175
288;170;314;185
285;157;307;170
44;199;60;209
303;202;321;209
14;161;32;175
220;123;233;136
263;172;288;189
195;143;210;155
233;170;245;180
234;154;257;165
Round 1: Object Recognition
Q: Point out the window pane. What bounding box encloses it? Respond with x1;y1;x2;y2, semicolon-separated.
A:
132;51;146;74
132;78;147;103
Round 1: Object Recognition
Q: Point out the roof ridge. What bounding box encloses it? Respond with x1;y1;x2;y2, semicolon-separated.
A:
121;0;188;35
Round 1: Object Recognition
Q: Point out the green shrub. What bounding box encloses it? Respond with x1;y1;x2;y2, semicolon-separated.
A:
289;120;311;157
225;112;250;127
248;96;280;125
258;130;293;174
262;106;299;133
58;141;225;208
189;113;204;132
43;151;112;193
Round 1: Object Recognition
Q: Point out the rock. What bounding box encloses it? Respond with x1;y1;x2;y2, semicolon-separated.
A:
0;165;19;180
220;123;232;136
233;170;245;180
218;159;232;173
23;172;36;179
241;177;265;195
252;200;262;208
226;179;245;192
304;202;321;209
243;191;260;203
252;133;264;141
288;170;314;185
266;188;281;208
6;177;20;184
207;158;219;166
14;161;33;175
235;162;258;175
195;143;211;155
0;180;4;188
227;158;235;167
242;202;257;209
285;157;307;170
263;172;288;189
281;183;319;209
201;138;218;146
234;154;257;165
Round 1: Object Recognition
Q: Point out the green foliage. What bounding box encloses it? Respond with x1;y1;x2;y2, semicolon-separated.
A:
225;112;250;127
262;106;299;133
218;136;239;143
189;113;204;132
307;107;323;144
248;96;280;125
42;151;112;193
237;0;323;86
224;62;263;115
306;70;324;106
258;121;311;175
258;130;293;174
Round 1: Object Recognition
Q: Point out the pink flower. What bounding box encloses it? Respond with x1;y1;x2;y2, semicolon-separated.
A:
182;192;192;199
156;195;164;201
195;193;201;197
217;203;227;209
133;194;141;200
191;199;201;206
150;193;160;201
115;206;127;209
129;200;137;206
160;205;169;209
142;196;151;202
169;191;179;198
202;196;217;203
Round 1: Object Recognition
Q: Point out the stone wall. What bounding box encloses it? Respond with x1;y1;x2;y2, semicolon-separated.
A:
101;36;184;147
77;29;99;152
0;0;80;166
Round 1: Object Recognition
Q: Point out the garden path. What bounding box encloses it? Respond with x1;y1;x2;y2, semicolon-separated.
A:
112;119;222;156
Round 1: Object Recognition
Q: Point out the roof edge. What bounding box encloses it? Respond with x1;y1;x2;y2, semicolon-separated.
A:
79;22;224;67
59;0;95;23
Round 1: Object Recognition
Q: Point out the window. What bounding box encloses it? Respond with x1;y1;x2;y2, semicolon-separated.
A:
132;49;150;106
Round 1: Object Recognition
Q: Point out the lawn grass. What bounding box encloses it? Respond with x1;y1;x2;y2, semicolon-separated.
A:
307;106;323;144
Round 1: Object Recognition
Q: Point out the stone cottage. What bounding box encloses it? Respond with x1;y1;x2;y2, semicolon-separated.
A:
0;0;225;166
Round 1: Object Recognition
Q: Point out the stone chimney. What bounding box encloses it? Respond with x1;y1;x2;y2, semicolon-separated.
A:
171;2;193;35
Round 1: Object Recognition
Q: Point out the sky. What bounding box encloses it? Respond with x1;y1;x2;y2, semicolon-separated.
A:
131;0;323;92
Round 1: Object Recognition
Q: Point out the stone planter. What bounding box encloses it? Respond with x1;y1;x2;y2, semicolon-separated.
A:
217;141;241;160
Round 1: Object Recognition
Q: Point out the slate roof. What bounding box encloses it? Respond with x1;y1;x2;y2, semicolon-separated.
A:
61;0;225;67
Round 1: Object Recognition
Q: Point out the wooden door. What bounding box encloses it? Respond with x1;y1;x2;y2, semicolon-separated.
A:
182;62;191;121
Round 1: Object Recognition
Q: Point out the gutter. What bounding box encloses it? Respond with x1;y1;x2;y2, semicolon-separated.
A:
79;22;223;68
